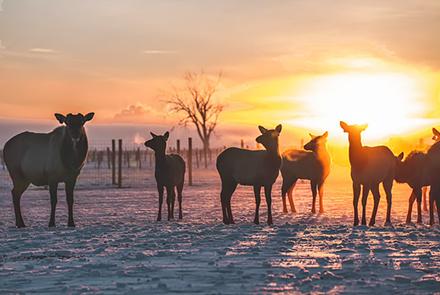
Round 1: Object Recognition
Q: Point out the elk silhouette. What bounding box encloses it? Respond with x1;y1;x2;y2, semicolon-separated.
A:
427;136;440;225
281;131;331;214
216;125;282;225
144;132;185;221
3;113;94;227
340;121;396;226
395;151;430;224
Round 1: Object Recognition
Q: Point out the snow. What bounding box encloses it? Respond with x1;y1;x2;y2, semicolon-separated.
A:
1;166;440;293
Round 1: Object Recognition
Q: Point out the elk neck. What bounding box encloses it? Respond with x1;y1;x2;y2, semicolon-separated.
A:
153;149;167;169
61;128;88;171
347;134;367;169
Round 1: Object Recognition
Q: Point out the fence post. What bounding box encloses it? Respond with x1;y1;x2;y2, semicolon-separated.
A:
106;147;111;169
177;139;181;155
188;137;193;186
118;139;122;188
195;148;199;168
241;139;244;148
112;139;116;185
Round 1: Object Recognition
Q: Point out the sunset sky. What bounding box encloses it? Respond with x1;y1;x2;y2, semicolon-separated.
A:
0;0;439;148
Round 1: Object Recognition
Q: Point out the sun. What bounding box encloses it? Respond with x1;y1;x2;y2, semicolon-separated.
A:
288;67;430;142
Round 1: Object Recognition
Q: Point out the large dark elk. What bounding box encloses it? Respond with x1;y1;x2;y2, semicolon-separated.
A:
281;131;331;214
144;132;185;221
340;121;396;226
216;124;282;225
3;112;94;228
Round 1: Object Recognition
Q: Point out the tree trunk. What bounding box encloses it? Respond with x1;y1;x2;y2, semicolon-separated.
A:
203;139;210;169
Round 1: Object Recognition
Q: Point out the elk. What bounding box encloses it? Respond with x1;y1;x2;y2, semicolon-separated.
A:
216;125;282;225
395;151;430;224
427;138;440;225
281;131;331;214
144;132;185;221
421;128;440;211
340;121;396;226
3;113;94;228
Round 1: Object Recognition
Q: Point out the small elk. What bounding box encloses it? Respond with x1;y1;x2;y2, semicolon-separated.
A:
340;121;396;226
3;112;95;228
395;151;430;224
216;125;282;225
281;131;331;214
144;132;185;221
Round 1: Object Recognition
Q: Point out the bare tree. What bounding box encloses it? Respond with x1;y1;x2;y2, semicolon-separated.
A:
167;71;224;168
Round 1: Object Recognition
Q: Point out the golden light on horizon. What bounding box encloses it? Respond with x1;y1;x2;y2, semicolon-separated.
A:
286;58;434;142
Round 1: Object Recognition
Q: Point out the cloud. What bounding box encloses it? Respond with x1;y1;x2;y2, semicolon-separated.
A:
142;49;177;55
29;48;57;54
114;104;155;121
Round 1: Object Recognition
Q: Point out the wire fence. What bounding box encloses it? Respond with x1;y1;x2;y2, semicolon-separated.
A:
0;139;227;190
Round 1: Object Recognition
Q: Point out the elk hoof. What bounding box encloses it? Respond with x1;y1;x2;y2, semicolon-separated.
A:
16;223;26;228
254;219;260;225
48;222;55;227
417;219;422;224
429;220;435;226
311;208;316;214
361;219;367;226
68;222;75;227
179;214;183;220
283;208;288;213
267;219;273;225
369;221;375;227
384;221;392;227
319;209;324;214
157;217;161;222
353;219;359;226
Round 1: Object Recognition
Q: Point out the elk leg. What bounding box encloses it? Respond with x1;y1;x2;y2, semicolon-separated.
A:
406;191;416;224
436;196;440;225
383;178;393;226
311;181;317;213
281;180;290;213
177;182;183;220
49;183;59;227
415;188;423;224
288;180;297;213
166;186;174;221
318;182;324;214
429;187;435;225
157;185;164;221
65;179;76;227
171;187;176;220
353;183;361;226
370;184;381;226
253;185;261;224
264;184;273;225
220;180;237;224
12;181;29;228
422;186;428;212
361;184;370;226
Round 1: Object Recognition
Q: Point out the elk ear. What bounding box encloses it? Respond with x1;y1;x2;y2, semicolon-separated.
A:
433;128;440;136
258;126;268;134
359;124;368;131
309;133;315;139
55;113;66;124
322;131;329;138
275;124;282;133
83;112;95;122
397;152;404;161
163;131;170;141
340;121;349;132
150;132;158;138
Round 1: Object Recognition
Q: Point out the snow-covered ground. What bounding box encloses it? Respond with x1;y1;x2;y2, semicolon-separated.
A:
1;167;440;294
